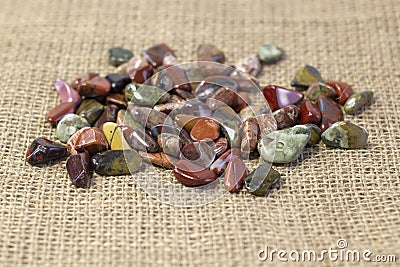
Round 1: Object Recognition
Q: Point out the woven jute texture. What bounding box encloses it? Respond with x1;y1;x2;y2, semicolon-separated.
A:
1;0;399;266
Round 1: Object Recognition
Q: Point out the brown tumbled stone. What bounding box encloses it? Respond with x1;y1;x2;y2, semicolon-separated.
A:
77;76;111;97
66;152;91;188
224;156;247;192
66;127;109;155
46;102;76;126
173;160;217;187
273;105;300;129
190;118;220;141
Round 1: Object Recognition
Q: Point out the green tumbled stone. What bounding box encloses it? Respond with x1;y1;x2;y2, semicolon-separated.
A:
76;99;104;125
125;83;170;107
258;125;311;163
108;47;134;67
91;149;142;176
56;114;90;143
245;163;281;197
304;124;322;146
258;44;282;64
344;91;374;115
305;82;337;100
291;65;323;89
321;121;368;149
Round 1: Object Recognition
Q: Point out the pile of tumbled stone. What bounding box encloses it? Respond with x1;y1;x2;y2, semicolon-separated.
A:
25;43;373;196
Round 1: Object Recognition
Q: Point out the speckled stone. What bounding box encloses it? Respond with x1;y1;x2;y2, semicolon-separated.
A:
56;114;90;143
125;83;170;106
66;127;109;155
77;76;111;97
122;126;160;153
291;65;323;89
305;82;337;101
138;151;174;169
205;87;238;110
258;125;311;163
245;163;281;197
321;121;368;149
258;44;282;64
240;117;259;158
157;133;182;158
344;91;374;115
235;54;262;77
91;149;142;176
127;105;168;129
108;47;134;67
272;105;300;129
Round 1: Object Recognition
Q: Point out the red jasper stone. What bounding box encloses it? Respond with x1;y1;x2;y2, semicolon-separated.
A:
224;156;247;192
66;127;109;155
262;85;304;111
210;148;241;175
173;160;217;187
46;102;76;126
77;76;111;97
299;100;322;125
325;81;354;105
143;43;174;67
190;118;221;141
66;152;91;188
317;96;344;132
26;137;68;165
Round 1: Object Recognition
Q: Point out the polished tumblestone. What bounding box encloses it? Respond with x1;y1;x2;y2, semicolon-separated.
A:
291;65;323;89
56;114;90;143
224;156;247;193
108;47;134;67
66;152;91;188
190;118;220;141
53;78;81;106
258;44;283;64
102;122;124;150
127;105;168;129
325;81;354;105
235;54;262;77
122;126;160;153
263;85;304;111
26;137;68;165
77;76;111;97
317;95;344;132
105;73;131;93
91;149;142;176
76;99;105;125
197;44;225;63
66;127;109;155
240;117;259;158
305;82;337;101
173;160;217;187
304;124;322;146
143;43;174;67
125;83;170;106
258;125;311;163
321;121;368;149
273;105;300;129
138;151;174;169
46;102;76;126
299;100;321;125
344;91;374;115
245;163;281;196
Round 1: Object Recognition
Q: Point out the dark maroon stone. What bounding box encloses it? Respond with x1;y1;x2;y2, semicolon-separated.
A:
173;160;217;187
46;102;76;126
224;156;247;192
130;65;154;84
210;148;241;175
262;85;304;111
26;137;68;165
317;95;344;132
299;100;321;125
66;152;91;188
143;43;174;67
325;81;354;105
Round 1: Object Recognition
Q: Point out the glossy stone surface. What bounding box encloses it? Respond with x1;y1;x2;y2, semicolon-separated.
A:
205;87;237;110
94;104;119;130
76;99;104;125
291;65;323;89
220;120;242;148
170;88;194;100
108;47;134;67
173;160;218;187
26;137;68;165
125;83;170;106
262;85;304;111
139;151;174;169
317;95;344;132
77;76;111;97
158;133;182;158
143;43;174;67
304;124;322;146
105;73;131;93
66;127;109;155
234;91;250;113
305;82;337;101
235;54;262;77
180;141;215;170
321;121;368;149
185;67;205;89
157;66;192;92
258;44;282;64
91;149;142;176
213;137;228;156
255;114;278;138
224;156;247;192
127;56;154;84
210;148;241;175
344;91;374;114
175;114;201;132
195;76;238;101
122;126;160;153
299;101;321;125
53;78;81;106
56;114;91;143
70;72;99;90
197;44;225;63
154;102;183;115
245;163;281;197
190;118;220;141
240;117;259;158
127;106;168;129
171;100;212;118
150;124;191;145
325;81;354;105
106;93;127;109
273;105;300;129
66;152;91;188
46;102;76;126
102;122;123;150
258;125;311;163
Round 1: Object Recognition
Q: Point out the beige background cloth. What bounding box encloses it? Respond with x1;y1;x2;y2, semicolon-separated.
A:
0;0;399;266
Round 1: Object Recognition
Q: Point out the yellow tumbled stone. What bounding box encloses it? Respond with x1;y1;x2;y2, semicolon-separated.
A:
102;122;124;150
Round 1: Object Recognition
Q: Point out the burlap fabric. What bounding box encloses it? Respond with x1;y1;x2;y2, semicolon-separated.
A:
0;0;399;266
